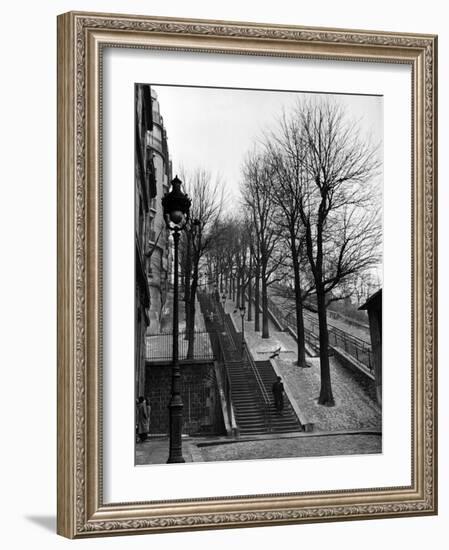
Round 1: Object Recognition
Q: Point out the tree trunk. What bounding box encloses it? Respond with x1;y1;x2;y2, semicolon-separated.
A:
186;261;199;359
247;270;252;322
317;286;334;406
292;249;307;367
236;274;241;308
261;264;269;339
254;264;260;332
183;235;192;339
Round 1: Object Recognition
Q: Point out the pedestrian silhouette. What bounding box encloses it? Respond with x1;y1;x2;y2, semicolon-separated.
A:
272;376;285;414
136;396;149;442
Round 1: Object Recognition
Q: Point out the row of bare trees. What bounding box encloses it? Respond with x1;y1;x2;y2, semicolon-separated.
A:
178;170;224;359
208;98;380;406
177;97;381;406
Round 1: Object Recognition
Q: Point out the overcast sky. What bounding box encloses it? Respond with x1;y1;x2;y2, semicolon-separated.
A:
151;84;383;208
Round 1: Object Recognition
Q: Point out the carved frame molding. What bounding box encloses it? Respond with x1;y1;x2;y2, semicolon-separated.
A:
57;11;437;538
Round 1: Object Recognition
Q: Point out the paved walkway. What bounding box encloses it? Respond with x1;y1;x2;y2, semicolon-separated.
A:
136;437;203;465
138;296;381;466
199;433;381;462
270;293;371;343
275;356;381;431
159;292;206;333
225;299;381;432
136;432;381;465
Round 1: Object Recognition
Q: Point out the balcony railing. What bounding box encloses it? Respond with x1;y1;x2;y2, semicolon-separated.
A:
145;330;214;362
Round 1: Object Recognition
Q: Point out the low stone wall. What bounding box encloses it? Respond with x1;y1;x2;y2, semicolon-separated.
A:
145;360;226;436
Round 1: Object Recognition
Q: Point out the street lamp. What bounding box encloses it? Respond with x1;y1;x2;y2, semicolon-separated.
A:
239;305;246;358
162;175;191;464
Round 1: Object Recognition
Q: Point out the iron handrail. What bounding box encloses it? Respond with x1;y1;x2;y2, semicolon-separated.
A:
215;331;234;429
265;295;373;372
302;310;373;371
303;310;370;346
242;341;272;432
197;292;237;432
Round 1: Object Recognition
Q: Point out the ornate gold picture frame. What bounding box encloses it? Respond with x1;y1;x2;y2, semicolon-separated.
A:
57;11;437;538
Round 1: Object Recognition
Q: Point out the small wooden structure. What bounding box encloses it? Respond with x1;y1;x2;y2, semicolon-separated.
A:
359;289;382;404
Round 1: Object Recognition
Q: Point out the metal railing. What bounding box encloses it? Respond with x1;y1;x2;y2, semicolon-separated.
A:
303;311;373;371
224;315;240;352
215;299;227;325
145;330;214;361
198;292;237;432
267;296;373;371
200;290;274;431
265;297;320;352
242;341;272;432
215;331;234;429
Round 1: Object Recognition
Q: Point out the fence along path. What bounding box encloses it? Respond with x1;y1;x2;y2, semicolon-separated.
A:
266;294;374;373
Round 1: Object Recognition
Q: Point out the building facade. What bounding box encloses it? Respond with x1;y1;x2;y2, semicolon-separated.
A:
145;88;172;334
135;84;172;397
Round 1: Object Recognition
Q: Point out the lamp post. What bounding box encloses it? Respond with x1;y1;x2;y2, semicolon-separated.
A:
239;305;246;359
162;175;191;464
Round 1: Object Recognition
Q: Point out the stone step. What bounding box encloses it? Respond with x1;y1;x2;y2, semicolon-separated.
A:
232;394;258;400
237;422;266;429
240;429;268;433
236;413;264;418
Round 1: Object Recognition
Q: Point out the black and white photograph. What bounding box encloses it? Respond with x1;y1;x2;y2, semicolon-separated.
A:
1;0;442;545
135;83;383;465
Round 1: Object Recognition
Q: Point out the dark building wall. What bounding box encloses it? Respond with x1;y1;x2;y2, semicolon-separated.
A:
368;307;382;404
147;88;172;333
135;84;172;396
135;84;154;397
145;362;225;436
359;289;382;405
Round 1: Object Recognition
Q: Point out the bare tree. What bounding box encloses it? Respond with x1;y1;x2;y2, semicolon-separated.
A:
273;97;381;405
350;270;382;307
241;151;285;339
181;169;225;358
262;137;313;368
206;216;241;303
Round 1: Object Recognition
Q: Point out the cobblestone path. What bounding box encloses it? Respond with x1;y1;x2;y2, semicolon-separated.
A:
276;356;381;431
199;433;381;462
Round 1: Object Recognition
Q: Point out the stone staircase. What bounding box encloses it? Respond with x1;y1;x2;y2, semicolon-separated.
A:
254;360;302;433
226;360;302;435
226;361;269;435
199;291;302;436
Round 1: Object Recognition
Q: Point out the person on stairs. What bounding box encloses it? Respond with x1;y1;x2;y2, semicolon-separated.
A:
272;376;285;415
